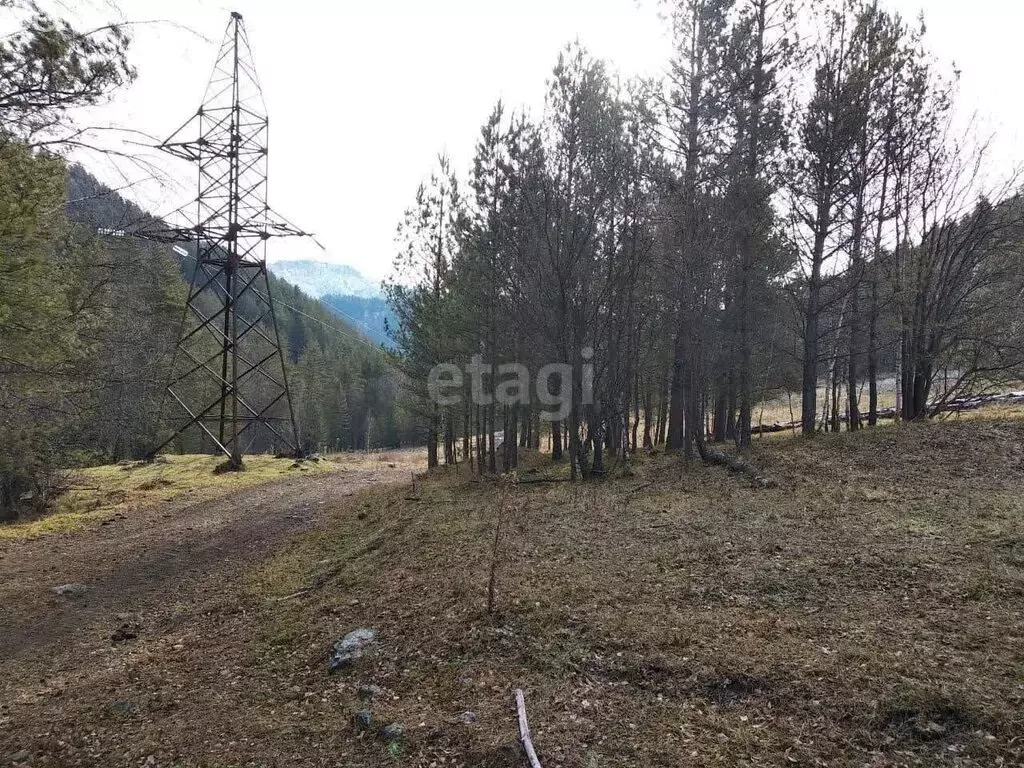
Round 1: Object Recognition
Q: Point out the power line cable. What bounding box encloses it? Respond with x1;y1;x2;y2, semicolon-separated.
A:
175;247;391;355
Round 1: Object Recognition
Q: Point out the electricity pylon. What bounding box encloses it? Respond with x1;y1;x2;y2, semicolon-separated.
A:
133;11;309;468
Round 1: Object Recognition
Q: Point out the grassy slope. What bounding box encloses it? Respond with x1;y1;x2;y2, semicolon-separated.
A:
0;454;340;541
250;418;1024;767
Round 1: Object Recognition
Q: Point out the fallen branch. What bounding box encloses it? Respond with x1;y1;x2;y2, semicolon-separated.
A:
515;689;543;768
750;390;1024;434
701;447;776;488
694;436;776;488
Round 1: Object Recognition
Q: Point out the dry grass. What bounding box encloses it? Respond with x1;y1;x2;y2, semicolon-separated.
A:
244;418;1024;766
3;428;1021;766
755;382;1024;428
955;402;1024;422
320;448;426;473
755;383;898;426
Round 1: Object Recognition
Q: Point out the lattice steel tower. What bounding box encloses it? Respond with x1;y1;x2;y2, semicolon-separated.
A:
136;11;308;468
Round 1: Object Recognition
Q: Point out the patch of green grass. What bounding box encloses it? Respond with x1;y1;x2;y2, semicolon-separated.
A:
0;454;335;541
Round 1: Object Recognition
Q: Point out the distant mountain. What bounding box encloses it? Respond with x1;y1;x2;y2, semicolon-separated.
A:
321;294;395;348
265;260;395;347
268;260;380;299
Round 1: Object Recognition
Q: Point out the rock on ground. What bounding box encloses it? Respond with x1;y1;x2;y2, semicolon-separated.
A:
51;583;87;598
328;628;376;672
357;683;383;700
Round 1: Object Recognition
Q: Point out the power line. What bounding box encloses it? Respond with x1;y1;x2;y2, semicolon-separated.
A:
277;295;388;355
104;196;392;355
174;247;389;355
317;295;383;338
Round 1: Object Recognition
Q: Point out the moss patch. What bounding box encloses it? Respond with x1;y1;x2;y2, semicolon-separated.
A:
0;454;335;541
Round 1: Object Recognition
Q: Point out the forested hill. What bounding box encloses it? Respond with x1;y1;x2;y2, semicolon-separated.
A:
263;260;396;347
0;153;416;519
319;294;396;348
63;164;416;451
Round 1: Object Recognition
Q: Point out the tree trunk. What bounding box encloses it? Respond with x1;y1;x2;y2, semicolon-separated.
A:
631;386;641;453
724;375;736;442
487;404;496;474
867;274;879;426
427;403;439;469
847;278;862;431
656;385;669;445
712;377;729;443
589;412;604;476
682;365;695;458
476;404;485;476
802;196;831;436
667;339;686;450
642;392;654;449
464;399;472;470
443;414;455;465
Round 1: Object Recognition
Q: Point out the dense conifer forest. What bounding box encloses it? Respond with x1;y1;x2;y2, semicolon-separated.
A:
388;0;1024;478
4;0;1024;509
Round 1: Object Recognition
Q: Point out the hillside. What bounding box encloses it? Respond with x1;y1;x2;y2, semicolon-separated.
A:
1;156;416;520
62;166;412;454
321;293;396;347
3;417;1021;766
268;259;381;299
267;260;394;346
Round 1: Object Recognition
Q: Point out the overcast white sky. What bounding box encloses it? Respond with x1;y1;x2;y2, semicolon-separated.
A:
65;0;1024;282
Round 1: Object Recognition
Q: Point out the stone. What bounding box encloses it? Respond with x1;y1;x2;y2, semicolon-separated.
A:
458;710;476;724
354;710;373;730
8;751;29;765
52;583;87;598
328;628;376;672
106;700;139;717
357;683;383;700
379;723;403;743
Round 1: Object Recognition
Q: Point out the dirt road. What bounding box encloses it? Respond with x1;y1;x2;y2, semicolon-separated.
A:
0;465;402;660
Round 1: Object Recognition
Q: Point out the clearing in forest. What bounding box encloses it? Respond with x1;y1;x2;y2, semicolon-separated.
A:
1;421;1022;767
